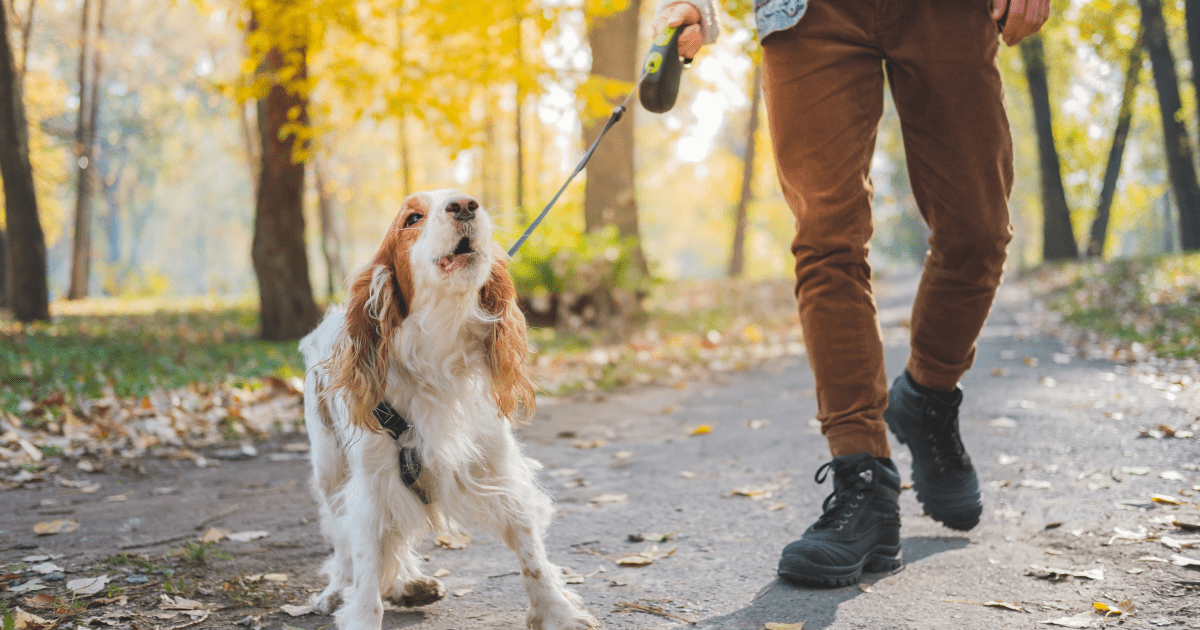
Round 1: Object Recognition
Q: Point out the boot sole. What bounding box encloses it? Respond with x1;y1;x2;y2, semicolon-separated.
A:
778;545;903;587
886;415;983;531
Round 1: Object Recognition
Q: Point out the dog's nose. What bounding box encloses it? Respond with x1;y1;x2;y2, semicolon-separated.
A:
446;197;479;222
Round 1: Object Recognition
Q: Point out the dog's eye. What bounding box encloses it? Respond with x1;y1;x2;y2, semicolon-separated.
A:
404;213;423;228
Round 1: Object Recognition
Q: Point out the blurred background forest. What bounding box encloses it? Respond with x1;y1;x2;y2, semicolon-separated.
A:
3;0;1200;407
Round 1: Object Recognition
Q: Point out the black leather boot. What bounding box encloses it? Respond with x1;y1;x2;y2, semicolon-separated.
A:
778;452;903;586
884;369;982;530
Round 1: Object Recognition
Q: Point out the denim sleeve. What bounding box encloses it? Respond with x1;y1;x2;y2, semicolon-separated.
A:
755;0;809;40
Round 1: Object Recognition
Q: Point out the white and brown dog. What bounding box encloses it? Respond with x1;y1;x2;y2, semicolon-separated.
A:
299;190;599;630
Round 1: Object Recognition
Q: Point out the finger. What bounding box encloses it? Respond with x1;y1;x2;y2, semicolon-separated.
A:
991;0;1009;22
1002;0;1028;45
679;24;703;59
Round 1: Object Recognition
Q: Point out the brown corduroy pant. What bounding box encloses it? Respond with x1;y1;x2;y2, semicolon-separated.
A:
761;0;1015;458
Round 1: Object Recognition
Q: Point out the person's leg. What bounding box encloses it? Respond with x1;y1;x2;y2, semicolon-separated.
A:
762;0;889;461
879;0;1014;530
763;0;902;587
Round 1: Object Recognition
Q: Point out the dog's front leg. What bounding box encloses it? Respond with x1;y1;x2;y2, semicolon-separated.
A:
487;457;599;630
334;476;387;630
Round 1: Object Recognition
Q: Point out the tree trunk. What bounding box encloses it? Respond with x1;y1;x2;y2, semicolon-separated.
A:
0;0;49;321
250;13;321;341
583;0;646;272
67;0;104;299
1142;0;1200;251
314;157;343;300
729;63;761;278
10;0;36;80
0;227;7;308
1186;0;1200;135
1087;35;1142;259
1020;34;1079;261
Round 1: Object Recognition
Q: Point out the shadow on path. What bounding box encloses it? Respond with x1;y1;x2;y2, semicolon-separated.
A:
684;536;969;630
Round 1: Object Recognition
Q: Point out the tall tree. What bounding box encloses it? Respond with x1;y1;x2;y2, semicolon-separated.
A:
1141;0;1200;250
1187;0;1200;135
729;63;761;277
0;0;49;321
583;0;647;272
1088;34;1143;258
1021;33;1079;261
249;5;321;340
67;0;105;299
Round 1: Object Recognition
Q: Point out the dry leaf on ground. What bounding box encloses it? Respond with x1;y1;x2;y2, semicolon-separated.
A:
435;533;472;549
615;546;675;567
433;568;451;578
200;527;228;543
984;601;1027;613
1027;565;1104;581
764;623;805;630
689;424;711;436
280;603;315;617
1170;554;1200;567
226;530;269;543
160;595;205;610
67;574;110;596
589;493;629;506
1094;599;1135;617
33;518;78;536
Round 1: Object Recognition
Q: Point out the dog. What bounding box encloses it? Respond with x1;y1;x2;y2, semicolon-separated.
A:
299;189;599;630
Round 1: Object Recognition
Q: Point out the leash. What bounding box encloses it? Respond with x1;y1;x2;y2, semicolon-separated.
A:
507;25;687;258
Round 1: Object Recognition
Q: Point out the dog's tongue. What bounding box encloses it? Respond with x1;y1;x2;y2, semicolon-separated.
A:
438;254;468;273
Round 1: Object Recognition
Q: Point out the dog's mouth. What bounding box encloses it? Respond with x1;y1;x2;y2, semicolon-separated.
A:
437;237;477;273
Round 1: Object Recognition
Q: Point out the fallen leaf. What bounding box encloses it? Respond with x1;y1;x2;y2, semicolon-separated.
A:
572;439;606;449
1161;536;1200;551
997;454;1020;465
262;573;288;582
764;624;805;630
1119;466;1151;475
1126;567;1144;574
29;562;62;575
8;578;45;594
67;574;111;596
1161;471;1186;481
1170;553;1200;567
857;583;873;593
1027;565;1104;581
226;530;269;543
159;595;205;610
1094;599;1135;617
200;527;228;543
33;518;78;536
747;419;770;430
104;494;127;502
985;601;1028;613
589;493;629;506
9;608;51;629
433;568;450;578
1040;611;1098;628
732;486;772;500
689;424;711;436
235;614;264;629
679;470;696;479
22;593;56;610
1022;356;1040;367
628;532;673;543
1021;479;1053;490
280;604;314;617
1151;494;1185;506
453;589;473;597
615;555;654;566
435;533;471;549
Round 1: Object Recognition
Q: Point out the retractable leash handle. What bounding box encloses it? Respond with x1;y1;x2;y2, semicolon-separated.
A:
639;24;687;114
507;26;689;257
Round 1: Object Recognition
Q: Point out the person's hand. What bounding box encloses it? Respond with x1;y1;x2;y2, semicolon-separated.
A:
992;0;1051;46
650;2;704;60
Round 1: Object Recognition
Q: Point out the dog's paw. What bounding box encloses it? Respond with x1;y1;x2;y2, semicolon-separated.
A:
527;605;600;630
310;589;342;615
387;576;446;608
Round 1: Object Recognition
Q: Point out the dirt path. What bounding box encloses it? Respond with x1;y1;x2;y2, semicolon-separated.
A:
3;275;1199;629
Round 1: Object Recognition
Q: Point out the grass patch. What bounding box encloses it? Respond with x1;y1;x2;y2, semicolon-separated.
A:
1;300;304;416
1031;253;1200;359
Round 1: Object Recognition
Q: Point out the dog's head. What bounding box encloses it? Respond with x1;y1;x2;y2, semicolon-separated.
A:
327;189;535;431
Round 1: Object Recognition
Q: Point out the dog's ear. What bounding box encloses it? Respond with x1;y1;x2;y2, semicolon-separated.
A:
480;255;536;422
327;261;406;433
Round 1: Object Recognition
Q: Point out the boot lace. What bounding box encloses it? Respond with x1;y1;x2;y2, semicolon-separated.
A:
923;401;969;473
812;461;874;531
